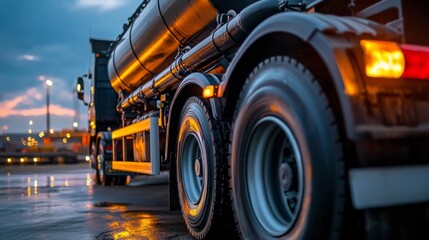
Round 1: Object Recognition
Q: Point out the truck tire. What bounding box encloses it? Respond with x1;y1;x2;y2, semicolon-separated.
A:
97;141;113;186
177;97;235;239
230;56;345;239
91;142;101;184
114;176;128;185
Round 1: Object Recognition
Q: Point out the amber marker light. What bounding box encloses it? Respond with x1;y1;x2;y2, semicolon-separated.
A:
361;40;405;78
202;85;218;98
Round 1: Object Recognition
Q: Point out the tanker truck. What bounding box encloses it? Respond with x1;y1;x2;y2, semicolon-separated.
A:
76;0;429;239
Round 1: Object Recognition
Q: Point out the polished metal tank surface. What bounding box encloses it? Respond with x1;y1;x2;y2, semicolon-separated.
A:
119;0;280;110
108;0;259;93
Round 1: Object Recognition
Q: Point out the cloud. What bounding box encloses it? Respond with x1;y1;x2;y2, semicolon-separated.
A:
75;0;125;11
2;88;42;108
38;75;47;81
17;54;40;61
27;88;43;101
0;88;74;118
0;104;74;118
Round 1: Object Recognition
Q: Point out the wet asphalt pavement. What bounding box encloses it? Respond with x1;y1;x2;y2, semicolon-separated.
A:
0;163;191;240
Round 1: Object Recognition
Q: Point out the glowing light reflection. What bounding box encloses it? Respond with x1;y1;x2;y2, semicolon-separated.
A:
86;173;92;187
106;211;158;239
50;176;55;188
27;177;31;197
34;179;38;195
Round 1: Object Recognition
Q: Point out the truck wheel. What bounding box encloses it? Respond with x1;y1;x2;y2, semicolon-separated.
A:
97;141;113;186
91;142;100;184
177;97;233;239
230;56;345;239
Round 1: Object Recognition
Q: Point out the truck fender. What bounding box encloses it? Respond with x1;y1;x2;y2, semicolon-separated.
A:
165;72;221;210
219;12;400;141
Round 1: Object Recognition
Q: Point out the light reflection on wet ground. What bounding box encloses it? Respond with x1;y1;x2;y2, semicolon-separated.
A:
0;163;190;239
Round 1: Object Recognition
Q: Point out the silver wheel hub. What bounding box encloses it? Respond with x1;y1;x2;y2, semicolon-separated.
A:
195;158;201;177
244;116;304;236
181;133;204;205
280;162;293;192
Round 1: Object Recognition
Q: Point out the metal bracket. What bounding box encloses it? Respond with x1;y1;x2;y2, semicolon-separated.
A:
278;0;307;12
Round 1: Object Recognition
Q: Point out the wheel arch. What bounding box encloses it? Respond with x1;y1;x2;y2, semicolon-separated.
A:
220;12;401;141
165;73;221;210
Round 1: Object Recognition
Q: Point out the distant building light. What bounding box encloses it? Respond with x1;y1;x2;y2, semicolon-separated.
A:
73;122;79;128
7;158;12;163
85;156;90;161
20;158;25;163
6;136;10;141
33;157;38;163
66;133;71;138
29;120;33;126
28;129;32;134
50;129;54;134
63;138;67;143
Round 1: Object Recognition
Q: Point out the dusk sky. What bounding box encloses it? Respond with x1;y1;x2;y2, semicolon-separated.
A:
0;0;141;134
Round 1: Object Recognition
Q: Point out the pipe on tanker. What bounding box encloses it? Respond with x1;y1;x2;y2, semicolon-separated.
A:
120;0;280;110
109;0;261;93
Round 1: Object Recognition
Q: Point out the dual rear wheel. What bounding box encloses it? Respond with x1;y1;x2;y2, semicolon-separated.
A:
177;57;345;239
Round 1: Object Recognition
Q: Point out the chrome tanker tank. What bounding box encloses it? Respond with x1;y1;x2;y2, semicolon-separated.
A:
108;0;258;93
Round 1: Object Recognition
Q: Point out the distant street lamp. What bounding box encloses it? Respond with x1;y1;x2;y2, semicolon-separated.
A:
45;79;52;133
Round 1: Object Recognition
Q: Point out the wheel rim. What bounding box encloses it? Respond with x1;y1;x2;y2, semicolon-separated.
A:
245;116;304;236
181;133;204;205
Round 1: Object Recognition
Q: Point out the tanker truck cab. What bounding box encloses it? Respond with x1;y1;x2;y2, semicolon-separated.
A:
76;39;128;186
77;0;429;239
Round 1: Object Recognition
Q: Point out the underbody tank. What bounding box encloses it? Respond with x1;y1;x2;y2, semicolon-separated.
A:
108;0;258;93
